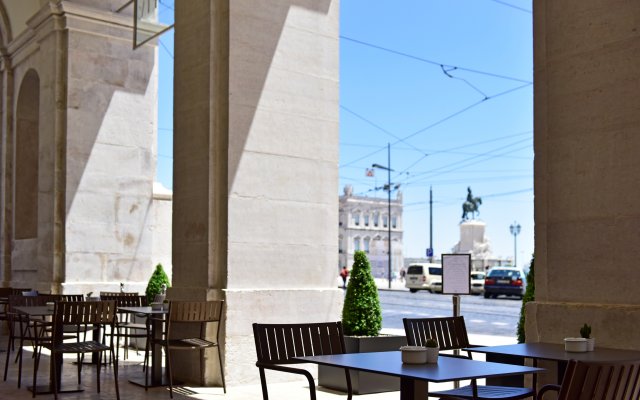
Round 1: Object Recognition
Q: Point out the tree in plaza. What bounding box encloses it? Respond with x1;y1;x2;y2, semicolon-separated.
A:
516;254;535;343
341;250;382;336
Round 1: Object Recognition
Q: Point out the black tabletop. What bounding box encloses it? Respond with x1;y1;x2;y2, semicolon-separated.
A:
296;351;543;383
466;343;640;362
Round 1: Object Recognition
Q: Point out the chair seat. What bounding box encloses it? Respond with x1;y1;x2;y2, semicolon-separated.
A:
167;338;216;349
431;385;534;400
46;340;110;354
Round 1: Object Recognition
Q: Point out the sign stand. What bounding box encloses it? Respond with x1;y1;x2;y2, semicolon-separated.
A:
442;254;471;388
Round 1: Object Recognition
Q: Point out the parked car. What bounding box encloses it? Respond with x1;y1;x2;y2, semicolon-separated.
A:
405;263;442;293
484;267;526;299
470;271;485;295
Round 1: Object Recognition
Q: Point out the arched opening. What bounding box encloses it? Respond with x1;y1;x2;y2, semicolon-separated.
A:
14;69;40;239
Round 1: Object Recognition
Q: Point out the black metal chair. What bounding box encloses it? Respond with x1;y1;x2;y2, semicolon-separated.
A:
3;295;56;387
253;321;352;400
148;300;225;398
403;316;534;400
537;359;640;399
100;294;150;362
33;301;119;400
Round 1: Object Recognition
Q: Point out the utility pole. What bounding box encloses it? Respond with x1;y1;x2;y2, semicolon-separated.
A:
429;186;433;263
372;143;393;289
510;221;521;267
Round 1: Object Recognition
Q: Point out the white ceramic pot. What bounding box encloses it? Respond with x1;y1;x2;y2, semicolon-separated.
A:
426;347;440;363
400;346;427;364
564;337;588;352
586;338;595;351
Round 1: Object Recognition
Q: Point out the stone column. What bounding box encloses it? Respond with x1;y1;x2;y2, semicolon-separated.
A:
173;0;342;386
530;0;640;386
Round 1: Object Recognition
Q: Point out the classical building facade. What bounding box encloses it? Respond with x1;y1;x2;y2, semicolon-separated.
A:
338;184;403;278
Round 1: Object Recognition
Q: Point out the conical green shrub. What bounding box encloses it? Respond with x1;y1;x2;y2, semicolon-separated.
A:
516;254;535;343
341;251;382;336
145;263;171;303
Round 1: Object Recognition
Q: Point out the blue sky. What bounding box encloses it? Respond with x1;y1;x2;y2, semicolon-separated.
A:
156;0;534;267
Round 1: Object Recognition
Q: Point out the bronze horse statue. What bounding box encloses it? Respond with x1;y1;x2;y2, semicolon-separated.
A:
461;187;482;221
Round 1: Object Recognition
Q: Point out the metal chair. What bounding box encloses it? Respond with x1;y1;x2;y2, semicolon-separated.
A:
100;294;150;362
403;316;534;400
33;301;119;400
3;295;57;387
253;321;352;400
537;359;640;399
149;300;225;398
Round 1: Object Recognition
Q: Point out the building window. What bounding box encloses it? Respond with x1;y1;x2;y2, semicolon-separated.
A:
354;237;361;251
391;216;397;229
364;237;370;253
339;236;343;253
373;212;379;227
364;214;369;226
383;215;388;228
354;213;360;226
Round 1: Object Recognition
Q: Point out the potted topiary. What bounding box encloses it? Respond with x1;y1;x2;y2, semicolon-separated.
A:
319;251;406;394
145;263;171;304
580;323;594;351
425;338;439;364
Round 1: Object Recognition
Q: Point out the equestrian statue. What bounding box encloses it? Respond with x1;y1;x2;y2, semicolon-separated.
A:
461;187;482;221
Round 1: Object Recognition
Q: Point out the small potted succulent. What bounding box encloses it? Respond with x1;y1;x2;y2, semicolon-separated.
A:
425;338;439;364
580;323;594;351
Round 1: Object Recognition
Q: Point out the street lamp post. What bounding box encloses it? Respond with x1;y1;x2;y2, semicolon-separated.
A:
509;221;521;267
372;143;393;289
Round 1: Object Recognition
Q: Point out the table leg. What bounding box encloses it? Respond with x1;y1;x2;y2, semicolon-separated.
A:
400;377;428;400
128;315;172;388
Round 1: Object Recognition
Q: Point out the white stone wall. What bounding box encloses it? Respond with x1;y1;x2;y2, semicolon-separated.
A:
61;4;158;294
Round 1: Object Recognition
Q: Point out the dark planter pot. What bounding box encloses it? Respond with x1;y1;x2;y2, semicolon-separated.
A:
318;335;407;394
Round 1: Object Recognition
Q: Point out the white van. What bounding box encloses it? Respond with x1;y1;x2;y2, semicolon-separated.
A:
405;263;442;293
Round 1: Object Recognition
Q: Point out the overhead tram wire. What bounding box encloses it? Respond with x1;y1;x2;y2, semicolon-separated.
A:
404;141;531;185
486;0;532;14
339;83;531;169
340;36;532;84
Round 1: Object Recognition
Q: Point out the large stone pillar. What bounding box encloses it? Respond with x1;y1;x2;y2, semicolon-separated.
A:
529;0;640;384
173;0;342;386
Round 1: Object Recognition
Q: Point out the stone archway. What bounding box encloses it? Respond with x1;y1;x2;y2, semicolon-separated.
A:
14;69;39;240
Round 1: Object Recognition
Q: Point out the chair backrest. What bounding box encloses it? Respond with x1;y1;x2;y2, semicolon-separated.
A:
168;300;223;323
403;316;470;351
0;288;32;297
253;322;347;365
101;294;147;307
100;291;139;297
52;301;116;343
7;294;49;310
556;359;640;399
57;294;85;302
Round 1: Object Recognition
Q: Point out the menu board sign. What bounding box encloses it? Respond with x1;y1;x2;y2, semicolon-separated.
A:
442;254;471;295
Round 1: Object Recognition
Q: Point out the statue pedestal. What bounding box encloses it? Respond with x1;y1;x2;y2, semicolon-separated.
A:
456;220;487;253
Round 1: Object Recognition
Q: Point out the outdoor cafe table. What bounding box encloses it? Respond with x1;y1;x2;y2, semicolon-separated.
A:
117;305;168;388
465;343;640;386
296;351;543;400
